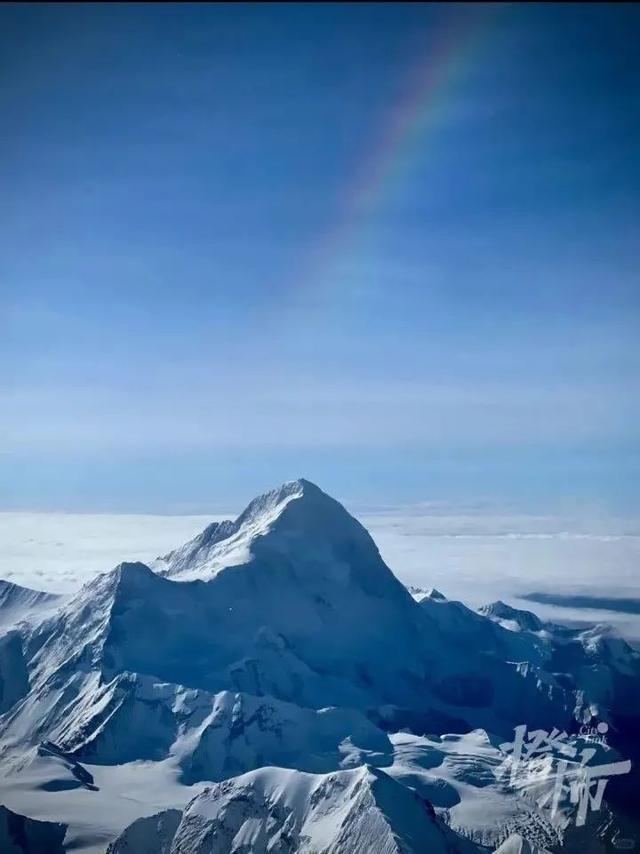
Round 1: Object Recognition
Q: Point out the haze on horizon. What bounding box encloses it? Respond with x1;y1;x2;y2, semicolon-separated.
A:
2;3;639;513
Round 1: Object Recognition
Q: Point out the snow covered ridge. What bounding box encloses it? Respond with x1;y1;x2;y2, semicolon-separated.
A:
0;478;638;852
107;764;476;854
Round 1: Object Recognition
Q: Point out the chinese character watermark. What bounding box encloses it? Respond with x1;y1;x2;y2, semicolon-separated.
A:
494;722;631;827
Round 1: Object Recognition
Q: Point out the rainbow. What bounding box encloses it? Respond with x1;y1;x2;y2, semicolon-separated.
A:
286;6;499;307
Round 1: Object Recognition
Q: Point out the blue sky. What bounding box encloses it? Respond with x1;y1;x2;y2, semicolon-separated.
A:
2;3;639;512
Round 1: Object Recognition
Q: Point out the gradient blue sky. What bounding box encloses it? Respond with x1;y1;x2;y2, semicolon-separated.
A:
2;3;639;512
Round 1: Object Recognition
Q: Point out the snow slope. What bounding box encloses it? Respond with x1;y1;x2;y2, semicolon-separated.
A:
2;673;391;783
0;579;62;633
108;764;474;854
109;727;614;854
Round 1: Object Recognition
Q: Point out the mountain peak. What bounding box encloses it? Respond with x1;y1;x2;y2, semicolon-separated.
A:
281;476;320;493
155;478;378;583
110;763;458;854
234;477;326;526
478;600;543;632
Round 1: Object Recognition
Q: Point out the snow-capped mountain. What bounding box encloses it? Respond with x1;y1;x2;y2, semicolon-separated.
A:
8;480;582;738
0;479;638;852
107;727;614;854
18;674;392;783
0;579;62;633
153;478;385;583
108;764;475;854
